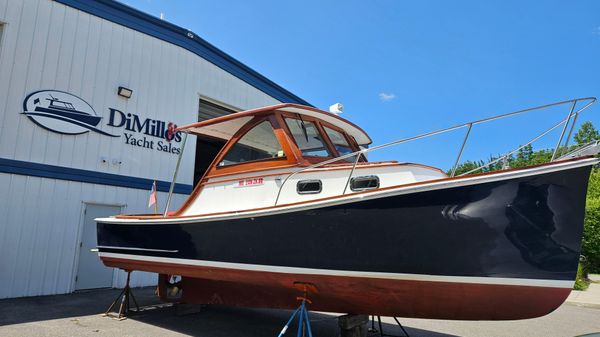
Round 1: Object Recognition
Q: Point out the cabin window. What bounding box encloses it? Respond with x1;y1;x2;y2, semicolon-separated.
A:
323;126;355;161
350;176;380;191
297;180;322;194
219;120;284;166
285;118;332;157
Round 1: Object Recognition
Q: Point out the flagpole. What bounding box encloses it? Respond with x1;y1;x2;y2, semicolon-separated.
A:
164;133;187;217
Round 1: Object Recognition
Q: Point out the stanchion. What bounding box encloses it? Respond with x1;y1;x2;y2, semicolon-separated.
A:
103;270;140;320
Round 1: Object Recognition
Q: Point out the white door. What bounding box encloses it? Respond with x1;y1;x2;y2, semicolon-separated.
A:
75;204;121;290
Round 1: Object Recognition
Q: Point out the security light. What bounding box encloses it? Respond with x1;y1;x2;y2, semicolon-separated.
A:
118;86;133;98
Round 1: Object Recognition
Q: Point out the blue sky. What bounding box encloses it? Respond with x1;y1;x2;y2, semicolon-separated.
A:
124;0;600;170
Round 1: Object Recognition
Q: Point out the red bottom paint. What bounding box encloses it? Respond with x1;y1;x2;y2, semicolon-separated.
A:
102;256;572;320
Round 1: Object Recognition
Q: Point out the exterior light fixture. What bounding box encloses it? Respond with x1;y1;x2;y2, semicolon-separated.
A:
117;86;133;98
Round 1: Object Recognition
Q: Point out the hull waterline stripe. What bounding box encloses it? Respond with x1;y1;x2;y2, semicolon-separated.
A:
96;245;179;253
98;252;575;289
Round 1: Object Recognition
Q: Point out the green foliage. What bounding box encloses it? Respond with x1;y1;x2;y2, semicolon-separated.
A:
583;178;600;274
574;263;590;291
449;145;553;176
574;121;600;145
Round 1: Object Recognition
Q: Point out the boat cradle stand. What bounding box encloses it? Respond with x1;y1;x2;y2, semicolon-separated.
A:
368;315;410;337
103;270;140;320
277;282;317;337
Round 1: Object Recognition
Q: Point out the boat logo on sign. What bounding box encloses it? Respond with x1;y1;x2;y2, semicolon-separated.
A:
22;90;119;137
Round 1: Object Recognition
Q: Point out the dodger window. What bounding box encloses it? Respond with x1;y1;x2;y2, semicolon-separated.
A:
286;118;331;157
220;120;284;166
323;126;356;161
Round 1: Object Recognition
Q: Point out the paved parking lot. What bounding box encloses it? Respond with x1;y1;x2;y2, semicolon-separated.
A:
1;287;599;337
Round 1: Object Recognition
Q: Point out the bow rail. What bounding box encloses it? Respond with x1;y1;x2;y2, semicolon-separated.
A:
274;97;597;206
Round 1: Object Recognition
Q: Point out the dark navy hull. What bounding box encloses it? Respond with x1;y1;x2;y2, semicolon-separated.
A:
97;163;592;319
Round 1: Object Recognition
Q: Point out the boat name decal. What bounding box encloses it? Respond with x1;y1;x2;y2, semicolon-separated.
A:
236;178;264;187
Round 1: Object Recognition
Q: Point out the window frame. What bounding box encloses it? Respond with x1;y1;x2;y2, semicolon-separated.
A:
208;115;298;176
219;119;285;166
279;112;363;165
283;117;334;159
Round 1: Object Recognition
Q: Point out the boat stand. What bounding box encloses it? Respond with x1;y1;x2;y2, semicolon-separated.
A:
368;315;410;337
103;270;139;320
277;283;316;337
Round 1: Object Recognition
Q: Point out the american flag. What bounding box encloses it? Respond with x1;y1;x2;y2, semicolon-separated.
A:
148;180;158;213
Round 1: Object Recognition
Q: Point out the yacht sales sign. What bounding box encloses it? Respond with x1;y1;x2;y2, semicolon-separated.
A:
22;90;183;155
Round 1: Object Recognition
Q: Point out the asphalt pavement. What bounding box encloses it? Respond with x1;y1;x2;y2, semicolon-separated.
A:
0;285;599;337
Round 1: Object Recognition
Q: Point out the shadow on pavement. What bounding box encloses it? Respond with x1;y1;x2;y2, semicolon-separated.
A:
0;287;458;337
0;287;159;326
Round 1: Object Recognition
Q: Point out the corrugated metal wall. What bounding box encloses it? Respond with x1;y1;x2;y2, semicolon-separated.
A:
0;0;282;298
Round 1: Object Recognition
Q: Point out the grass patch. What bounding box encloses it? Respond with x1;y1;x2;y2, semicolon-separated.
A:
574;263;590;291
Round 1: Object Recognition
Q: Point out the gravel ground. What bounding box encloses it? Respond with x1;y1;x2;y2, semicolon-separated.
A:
0;287;599;337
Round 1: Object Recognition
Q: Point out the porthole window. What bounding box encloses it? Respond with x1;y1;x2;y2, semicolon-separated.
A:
297;180;322;194
350;176;379;191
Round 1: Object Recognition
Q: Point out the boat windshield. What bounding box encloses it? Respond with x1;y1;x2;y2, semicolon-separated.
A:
285;118;332;157
323;126;356;162
219;120;285;166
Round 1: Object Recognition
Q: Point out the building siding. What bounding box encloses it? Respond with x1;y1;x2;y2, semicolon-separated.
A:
0;0;293;298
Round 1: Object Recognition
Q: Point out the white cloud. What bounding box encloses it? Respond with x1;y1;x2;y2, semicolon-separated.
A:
379;92;396;102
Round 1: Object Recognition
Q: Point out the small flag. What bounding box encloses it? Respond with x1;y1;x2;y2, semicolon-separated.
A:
148;179;158;213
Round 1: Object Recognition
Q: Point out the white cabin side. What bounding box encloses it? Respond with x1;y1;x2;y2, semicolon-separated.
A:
181;163;447;215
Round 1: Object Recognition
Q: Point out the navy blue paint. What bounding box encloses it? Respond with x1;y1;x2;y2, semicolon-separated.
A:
0;158;192;194
98;165;591;282
53;0;311;106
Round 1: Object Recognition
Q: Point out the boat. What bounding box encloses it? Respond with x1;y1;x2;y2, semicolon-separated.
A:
34;95;102;126
95;97;599;320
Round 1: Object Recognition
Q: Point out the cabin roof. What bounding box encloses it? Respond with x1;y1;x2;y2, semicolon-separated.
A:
176;103;373;145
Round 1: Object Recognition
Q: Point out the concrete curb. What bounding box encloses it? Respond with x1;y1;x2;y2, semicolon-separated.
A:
565;280;600;309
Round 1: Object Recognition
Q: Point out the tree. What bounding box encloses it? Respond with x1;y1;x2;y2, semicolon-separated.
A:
574;121;600;145
583;169;600;273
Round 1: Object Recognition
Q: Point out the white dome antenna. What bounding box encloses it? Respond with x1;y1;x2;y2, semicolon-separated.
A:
329;103;344;115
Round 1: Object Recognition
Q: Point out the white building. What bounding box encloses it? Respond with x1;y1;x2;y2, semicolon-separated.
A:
0;0;309;298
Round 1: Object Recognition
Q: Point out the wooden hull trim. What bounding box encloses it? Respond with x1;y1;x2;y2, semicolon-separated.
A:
100;254;572;320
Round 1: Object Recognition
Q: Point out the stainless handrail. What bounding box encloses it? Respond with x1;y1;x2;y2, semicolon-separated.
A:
273;97;596;206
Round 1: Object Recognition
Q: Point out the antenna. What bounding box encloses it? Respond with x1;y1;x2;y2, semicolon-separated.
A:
329;103;343;115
